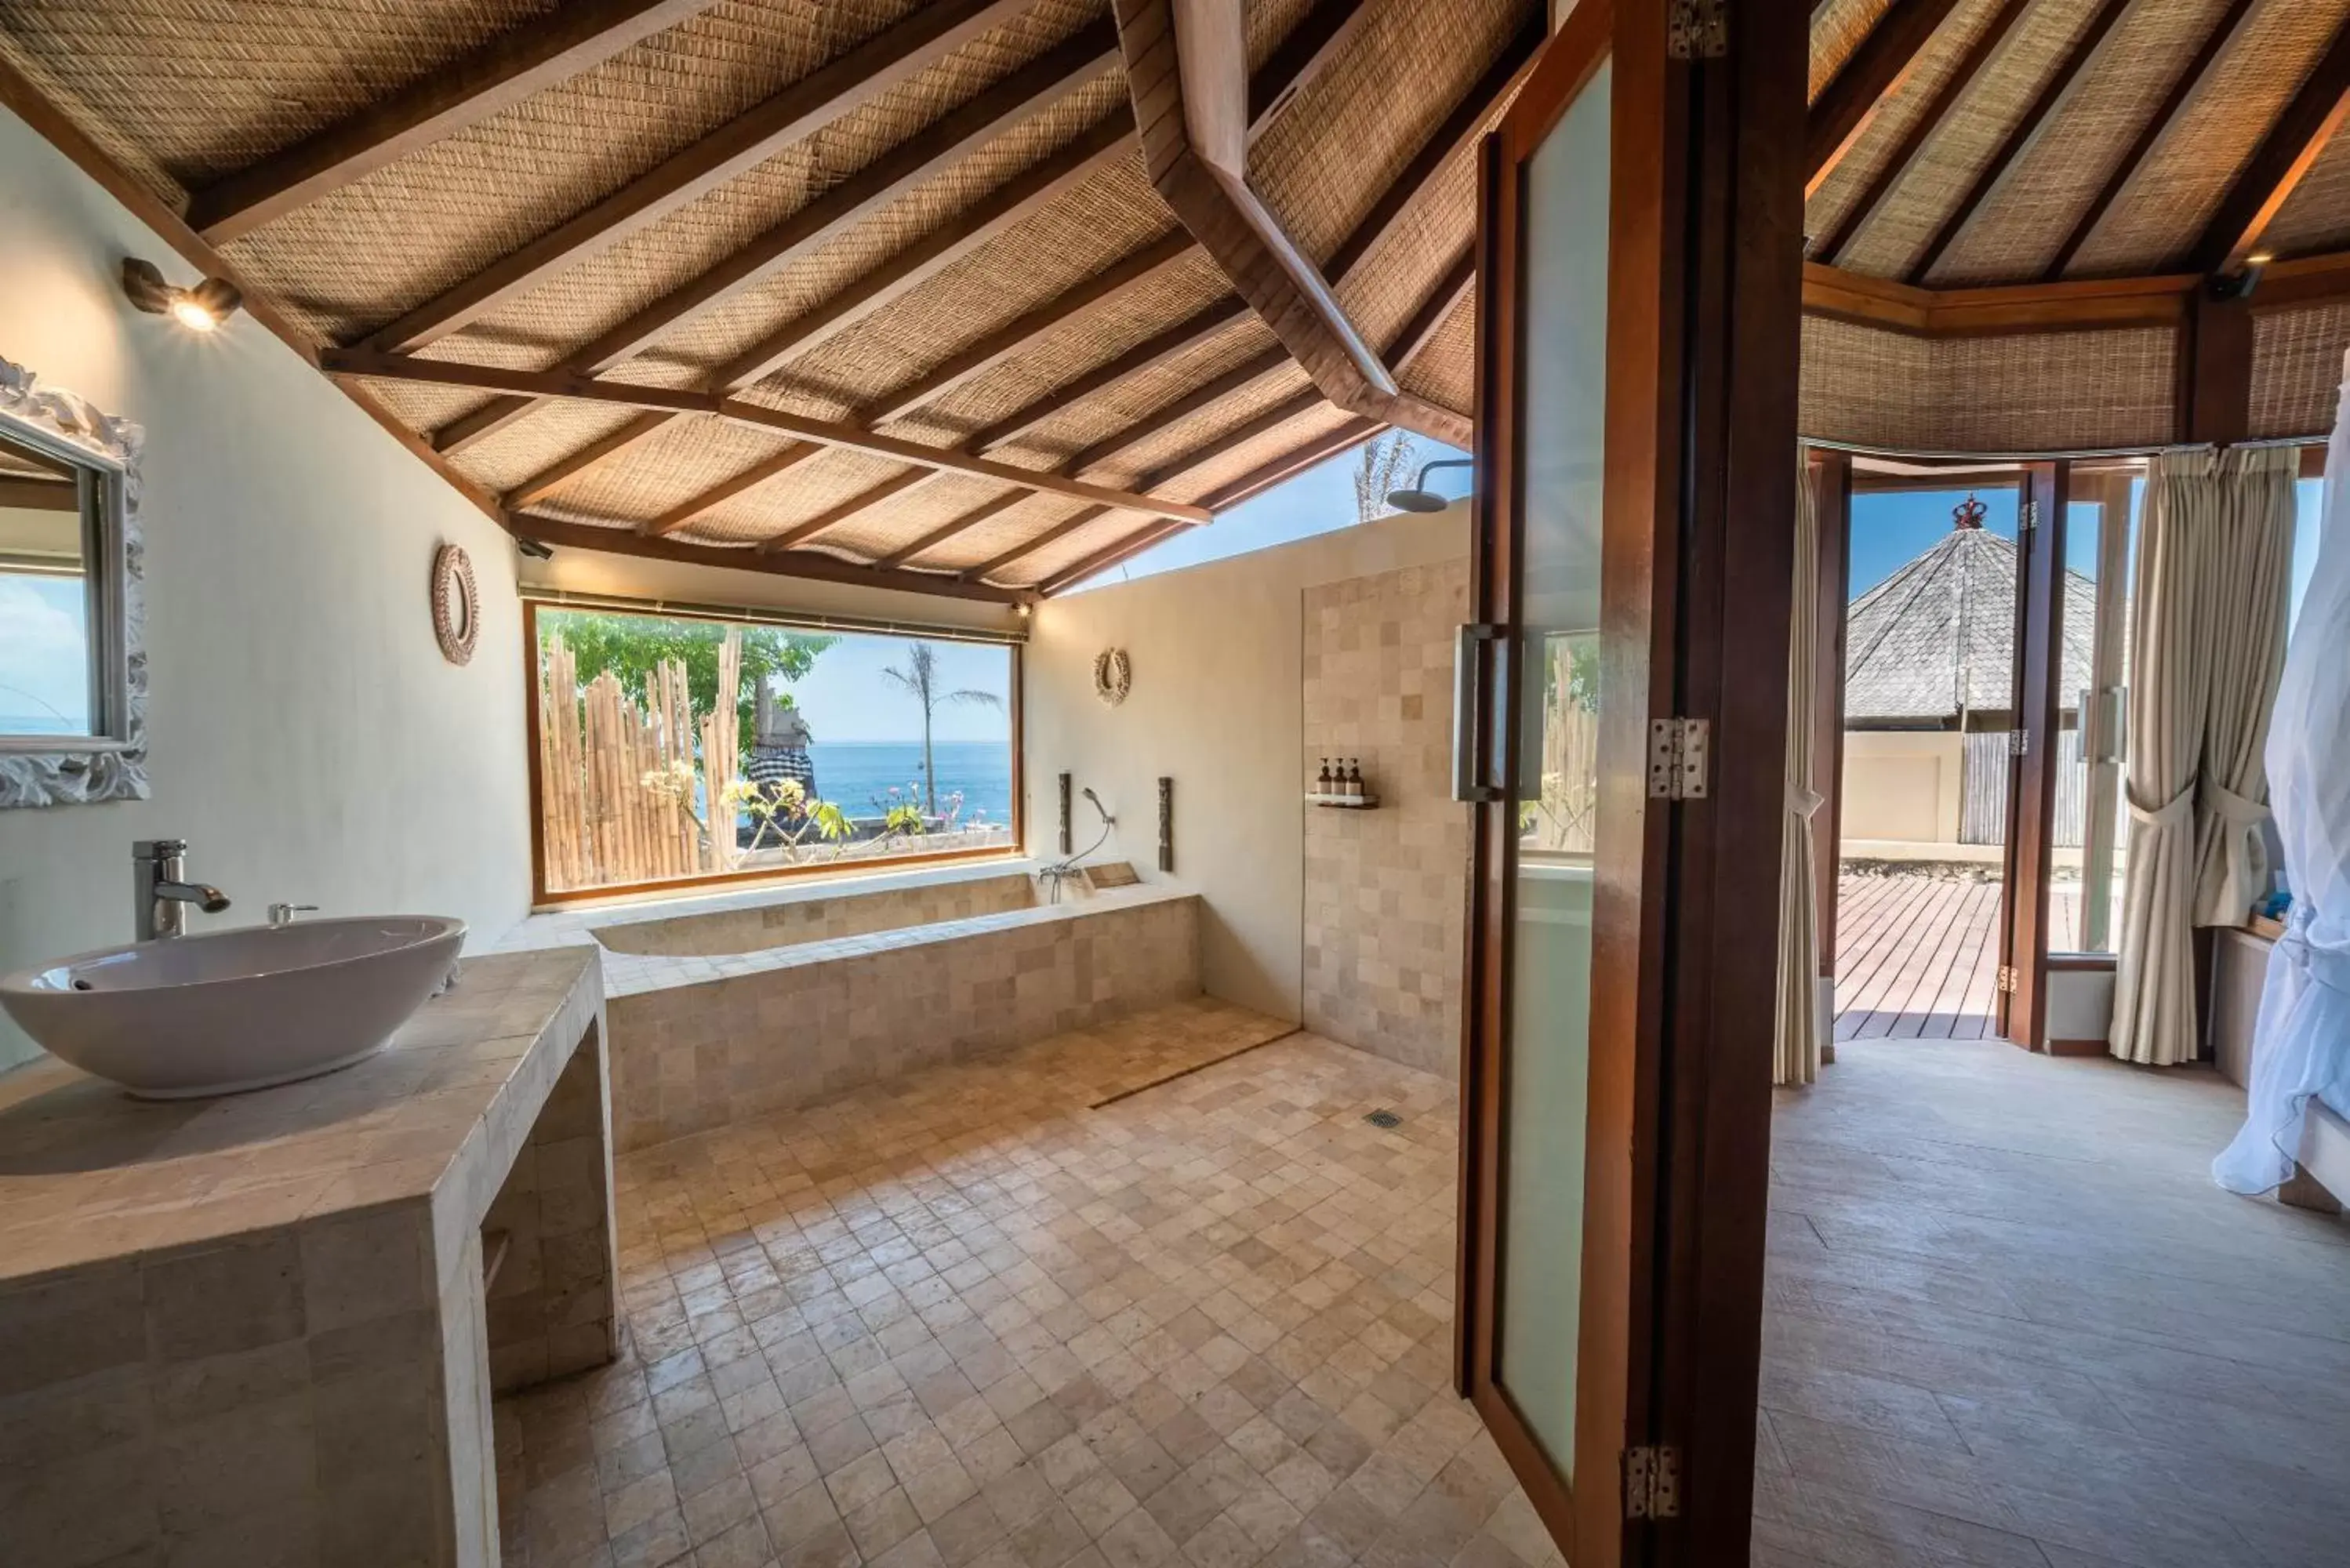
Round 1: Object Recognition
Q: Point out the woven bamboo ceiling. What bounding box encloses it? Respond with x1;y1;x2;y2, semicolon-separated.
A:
4;0;2350;601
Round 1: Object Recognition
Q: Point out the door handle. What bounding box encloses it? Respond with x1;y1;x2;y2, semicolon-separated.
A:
1454;623;1505;804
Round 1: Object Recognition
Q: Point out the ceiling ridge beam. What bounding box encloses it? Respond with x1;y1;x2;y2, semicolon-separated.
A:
188;0;719;242
492;111;1134;504
2043;0;2257;281
430;21;1121;455
1814;0;2034;264
321;348;1211;523
362;0;1028;353
2187;17;2350;275
1905;0;2134;286
1114;0;1470;449
1807;0;1967;196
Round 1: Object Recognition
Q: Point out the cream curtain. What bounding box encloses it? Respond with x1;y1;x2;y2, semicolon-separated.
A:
1774;456;1825;1087
2112;450;2225;1065
2112;448;2296;1065
2193;447;2296;927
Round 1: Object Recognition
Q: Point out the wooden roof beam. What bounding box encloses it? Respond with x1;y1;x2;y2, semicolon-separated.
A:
757;471;939;554
319;349;1211;524
2043;0;2256;281
492;112;1133;502
430;22;1120;454
638;443;822;537
362;0;1028;353
1019;410;1386;595
1246;0;1370;142
1806;0;1967;197
875;493;1028;569
1386;248;1474;372
1905;0;2133;285
510;516;1032;604
1813;0;2032;263
2188;19;2350;276
1115;0;1470;449
187;0;717;242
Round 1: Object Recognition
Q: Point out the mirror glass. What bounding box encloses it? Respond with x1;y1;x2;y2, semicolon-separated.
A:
0;434;95;740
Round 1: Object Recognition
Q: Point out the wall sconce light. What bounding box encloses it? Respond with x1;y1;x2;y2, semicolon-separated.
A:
122;258;242;332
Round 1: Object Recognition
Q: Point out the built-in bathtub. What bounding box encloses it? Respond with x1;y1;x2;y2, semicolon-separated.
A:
500;862;1200;1151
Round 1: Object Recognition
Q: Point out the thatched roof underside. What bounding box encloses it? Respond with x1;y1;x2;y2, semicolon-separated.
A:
6;0;2350;594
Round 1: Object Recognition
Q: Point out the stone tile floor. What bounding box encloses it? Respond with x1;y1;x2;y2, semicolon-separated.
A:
493;1000;1564;1568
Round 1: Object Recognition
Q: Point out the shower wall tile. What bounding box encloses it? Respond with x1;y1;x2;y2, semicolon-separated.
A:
1302;559;1473;1079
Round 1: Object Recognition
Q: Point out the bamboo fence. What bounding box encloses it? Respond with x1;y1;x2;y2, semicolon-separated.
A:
1533;640;1599;855
536;628;743;892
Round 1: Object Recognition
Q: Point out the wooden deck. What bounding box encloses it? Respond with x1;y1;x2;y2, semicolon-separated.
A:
1833;869;2095;1040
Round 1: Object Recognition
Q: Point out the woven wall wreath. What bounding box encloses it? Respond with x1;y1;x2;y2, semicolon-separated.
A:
430;543;479;666
1093;648;1131;706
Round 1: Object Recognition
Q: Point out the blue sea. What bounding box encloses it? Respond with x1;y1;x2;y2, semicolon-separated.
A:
807;741;1013;826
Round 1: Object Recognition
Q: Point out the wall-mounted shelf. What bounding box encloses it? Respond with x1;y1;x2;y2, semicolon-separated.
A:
1307;793;1379;809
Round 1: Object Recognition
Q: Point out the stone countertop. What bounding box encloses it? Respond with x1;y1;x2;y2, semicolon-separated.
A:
0;946;600;1289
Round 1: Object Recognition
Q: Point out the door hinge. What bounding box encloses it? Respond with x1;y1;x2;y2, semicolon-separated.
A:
2019;499;2039;533
1647;718;1710;800
2009;728;2030;757
1667;0;1727;58
1997;964;2020;995
1625;1445;1681;1520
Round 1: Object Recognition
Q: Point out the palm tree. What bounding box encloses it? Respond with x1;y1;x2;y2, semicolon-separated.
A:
880;641;1003;816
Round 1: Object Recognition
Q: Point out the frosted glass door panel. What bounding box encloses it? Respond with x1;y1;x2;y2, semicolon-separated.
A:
1495;55;1610;1479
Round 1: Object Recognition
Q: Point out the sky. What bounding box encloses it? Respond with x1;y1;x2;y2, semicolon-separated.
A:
1848;477;2325;627
0;574;91;733
1066;434;1474;590
780;631;1012;746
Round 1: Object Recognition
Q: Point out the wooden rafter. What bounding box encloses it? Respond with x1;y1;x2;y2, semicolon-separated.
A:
434;23;1119;454
1060;348;1295;476
1802;260;2193;335
496;111;1134;503
758;472;937;554
1813;0;2032;263
1906;0;2133;285
965;296;1255;453
1029;408;1382;593
877;493;1028;569
1387;249;1475;372
1806;0;1966;197
318;350;1212;524
863;231;1197;426
1245;0;1370;143
2043;0;2257;280
187;0;717;242
2188;19;2350;275
640;444;820;537
1114;0;1472;449
363;0;1027;353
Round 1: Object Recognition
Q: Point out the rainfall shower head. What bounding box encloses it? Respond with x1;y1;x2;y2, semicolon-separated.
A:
1386;458;1473;514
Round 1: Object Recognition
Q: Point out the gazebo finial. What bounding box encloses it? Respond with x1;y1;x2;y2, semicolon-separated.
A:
1952;492;1988;530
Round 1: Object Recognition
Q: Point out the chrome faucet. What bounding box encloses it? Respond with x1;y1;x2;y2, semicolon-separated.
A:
133;839;231;941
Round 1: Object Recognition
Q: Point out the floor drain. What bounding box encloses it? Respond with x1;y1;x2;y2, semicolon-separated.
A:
1364;1109;1403;1129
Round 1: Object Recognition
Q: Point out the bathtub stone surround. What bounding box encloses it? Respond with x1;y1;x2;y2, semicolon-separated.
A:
588;870;1037;957
1302;559;1473;1079
0;948;611;1568
598;887;1201;1150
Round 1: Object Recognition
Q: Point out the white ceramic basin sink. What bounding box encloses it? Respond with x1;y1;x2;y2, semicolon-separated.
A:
0;916;466;1098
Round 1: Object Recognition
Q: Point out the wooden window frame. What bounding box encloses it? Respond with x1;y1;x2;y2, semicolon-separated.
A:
520;597;1026;908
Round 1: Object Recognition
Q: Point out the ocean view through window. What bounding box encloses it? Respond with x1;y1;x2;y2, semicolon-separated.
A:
528;602;1019;899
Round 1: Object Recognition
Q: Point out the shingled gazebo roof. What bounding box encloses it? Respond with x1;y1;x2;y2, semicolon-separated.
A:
1843;501;2098;725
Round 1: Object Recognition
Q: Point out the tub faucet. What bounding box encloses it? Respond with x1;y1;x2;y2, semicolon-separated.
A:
133;840;231;942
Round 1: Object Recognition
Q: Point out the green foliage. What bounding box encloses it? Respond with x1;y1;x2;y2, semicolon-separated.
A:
539;610;834;735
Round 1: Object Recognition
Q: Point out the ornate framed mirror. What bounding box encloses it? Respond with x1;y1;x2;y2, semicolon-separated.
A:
0;355;147;808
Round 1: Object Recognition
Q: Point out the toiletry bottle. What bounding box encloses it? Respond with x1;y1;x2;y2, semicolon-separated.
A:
1346;760;1362;800
1317;758;1332;799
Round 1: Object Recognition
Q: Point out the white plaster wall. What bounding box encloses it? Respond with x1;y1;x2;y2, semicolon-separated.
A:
1023;505;1469;1022
0;107;533;1070
1840;729;1963;844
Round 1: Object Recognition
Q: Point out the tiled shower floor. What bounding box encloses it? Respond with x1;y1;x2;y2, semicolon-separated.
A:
493;999;1565;1568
